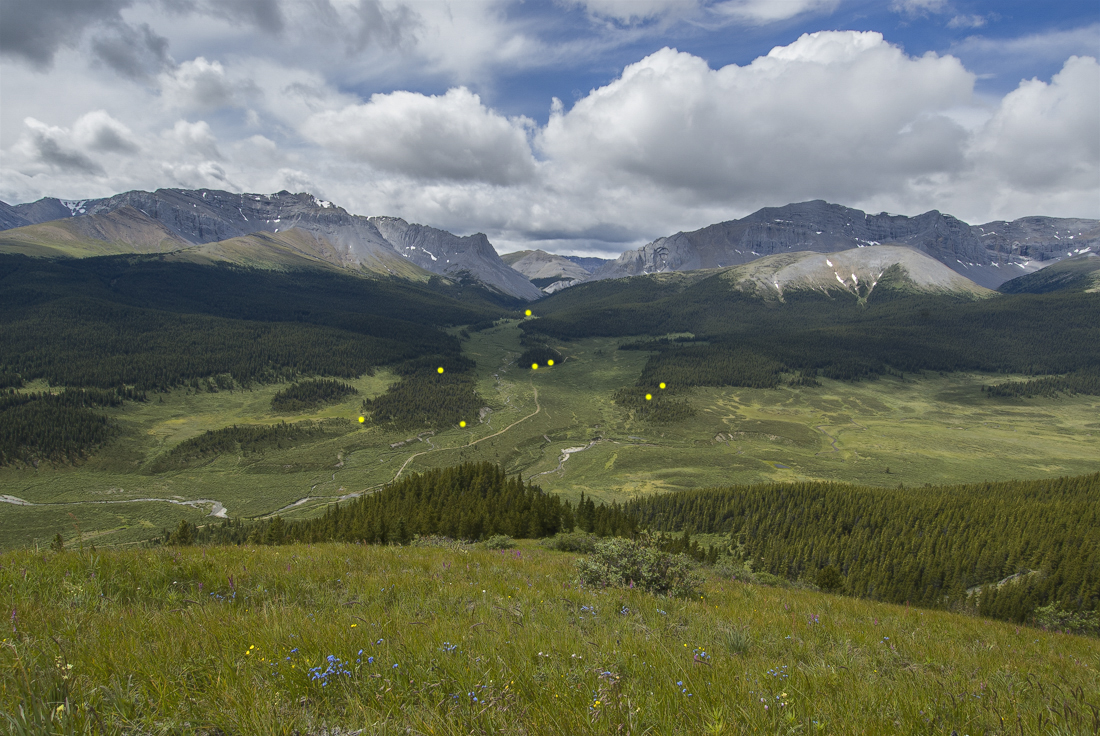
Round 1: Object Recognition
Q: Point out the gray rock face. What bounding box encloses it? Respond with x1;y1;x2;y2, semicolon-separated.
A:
502;249;592;282
588;200;1098;289
1;188;540;300
973;217;1100;261
369;217;543;300
563;255;609;273
0;201;31;231
11;196;89;224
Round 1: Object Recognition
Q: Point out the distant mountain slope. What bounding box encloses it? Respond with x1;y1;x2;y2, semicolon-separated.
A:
0;189;539;300
501;249;590;280
588;200;1098;289
717;246;991;301
998;252;1100;294
166;229;435;281
0;201;30;231
369;217;543;300
564;255;610;272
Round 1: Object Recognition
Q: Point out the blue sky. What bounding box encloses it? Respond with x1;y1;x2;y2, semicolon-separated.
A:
1;0;1097;255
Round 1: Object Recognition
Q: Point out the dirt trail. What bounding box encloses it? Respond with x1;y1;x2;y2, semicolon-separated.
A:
391;384;541;482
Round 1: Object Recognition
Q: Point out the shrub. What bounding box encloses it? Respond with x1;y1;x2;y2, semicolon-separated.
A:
541;531;600;553
1031;604;1100;637
575;535;702;597
410;535;472;550
816;565;844;592
481;534;515;550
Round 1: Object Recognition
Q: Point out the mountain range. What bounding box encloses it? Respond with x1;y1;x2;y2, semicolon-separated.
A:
586;200;1099;290
0;189;543;300
2;189;1097;298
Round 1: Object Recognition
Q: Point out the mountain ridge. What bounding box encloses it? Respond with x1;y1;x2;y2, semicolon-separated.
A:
587;200;1098;289
0;189;541;300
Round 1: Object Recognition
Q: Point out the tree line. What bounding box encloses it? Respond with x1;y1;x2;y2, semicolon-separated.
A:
160;462;636;546
624;473;1100;626
0;387;145;466
523;273;1100;386
148;419;349;473
984;366;1100;398
271;379;359;412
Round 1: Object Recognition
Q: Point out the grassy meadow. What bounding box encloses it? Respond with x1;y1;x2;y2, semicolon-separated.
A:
2;320;1099;549
4;541;1098;735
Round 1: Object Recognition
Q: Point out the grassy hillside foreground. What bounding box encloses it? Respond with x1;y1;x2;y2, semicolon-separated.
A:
3;543;1097;734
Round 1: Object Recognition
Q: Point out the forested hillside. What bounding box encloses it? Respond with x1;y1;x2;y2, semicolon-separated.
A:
525;273;1100;389
626;473;1100;625
0;254;512;391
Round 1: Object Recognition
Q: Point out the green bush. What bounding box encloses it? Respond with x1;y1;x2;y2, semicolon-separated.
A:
575;534;702;597
1031;604;1100;637
541;531;600;553
481;534;515;550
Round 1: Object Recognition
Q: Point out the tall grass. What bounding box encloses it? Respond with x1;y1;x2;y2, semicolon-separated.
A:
2;542;1097;734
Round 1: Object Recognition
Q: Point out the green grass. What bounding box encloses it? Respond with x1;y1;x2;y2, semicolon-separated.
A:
2;320;1099;549
2;542;1096;734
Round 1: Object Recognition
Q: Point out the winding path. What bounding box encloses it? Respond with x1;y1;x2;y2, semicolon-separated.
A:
390;383;541;482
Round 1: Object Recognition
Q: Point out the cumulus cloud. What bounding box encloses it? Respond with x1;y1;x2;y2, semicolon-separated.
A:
165;119;222;159
72;110;141;154
15;117;106;175
539;32;974;207
968;55;1099;194
159;57;260;110
302;87;537;184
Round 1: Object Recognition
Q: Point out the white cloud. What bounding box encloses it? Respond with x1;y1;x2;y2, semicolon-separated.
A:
539;33;974;207
13;117;105;176
158;57;258;111
302;87;537;184
712;0;837;24
165;119;222;160
890;0;948;17
567;0;699;23
962;55;1099;209
947;14;986;29
72;110;140;154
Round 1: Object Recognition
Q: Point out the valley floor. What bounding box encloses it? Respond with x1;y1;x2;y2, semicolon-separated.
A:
1;320;1098;549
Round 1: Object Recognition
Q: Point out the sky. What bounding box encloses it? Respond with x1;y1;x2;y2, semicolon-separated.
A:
0;0;1097;256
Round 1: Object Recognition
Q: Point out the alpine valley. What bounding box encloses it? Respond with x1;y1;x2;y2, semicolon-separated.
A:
1;187;1099;733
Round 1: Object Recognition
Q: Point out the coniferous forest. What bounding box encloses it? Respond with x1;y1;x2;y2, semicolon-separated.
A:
271;379;359;412
625;473;1100;625
0;387;144;465
524;274;1100;389
0;254;512;391
167;462;635;546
